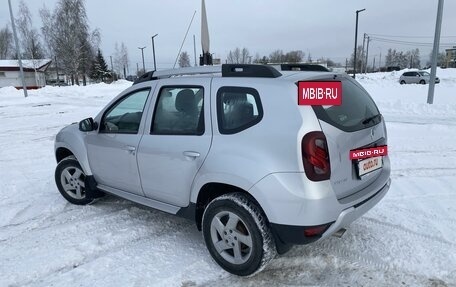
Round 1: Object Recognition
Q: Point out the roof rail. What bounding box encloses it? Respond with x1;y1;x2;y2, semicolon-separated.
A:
280;63;329;72
132;64;282;85
133;66;221;85
222;64;282;78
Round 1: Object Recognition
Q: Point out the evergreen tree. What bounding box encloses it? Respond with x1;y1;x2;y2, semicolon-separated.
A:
178;51;191;67
90;49;109;82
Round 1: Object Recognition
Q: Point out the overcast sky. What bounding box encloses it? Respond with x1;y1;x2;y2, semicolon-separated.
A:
1;0;456;71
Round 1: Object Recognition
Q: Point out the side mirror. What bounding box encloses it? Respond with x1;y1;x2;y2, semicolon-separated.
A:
79;117;98;132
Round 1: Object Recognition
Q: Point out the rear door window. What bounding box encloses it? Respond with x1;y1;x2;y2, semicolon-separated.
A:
217;87;263;134
311;78;380;132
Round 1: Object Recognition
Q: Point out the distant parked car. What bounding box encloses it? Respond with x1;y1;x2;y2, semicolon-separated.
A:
399;71;440;85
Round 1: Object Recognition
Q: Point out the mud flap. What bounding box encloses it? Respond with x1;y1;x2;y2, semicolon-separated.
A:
84;175;104;199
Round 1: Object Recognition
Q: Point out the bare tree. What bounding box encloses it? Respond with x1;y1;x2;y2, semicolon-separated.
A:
178;51;191;67
114;42;129;78
284;50;304;63
41;0;98;85
269;50;285;63
227;47;250;64
0;25;13;59
15;1;44;60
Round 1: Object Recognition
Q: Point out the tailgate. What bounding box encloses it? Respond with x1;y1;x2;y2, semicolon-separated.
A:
308;76;388;199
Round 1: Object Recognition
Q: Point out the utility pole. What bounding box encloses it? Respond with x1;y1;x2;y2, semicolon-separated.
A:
138;46;146;74
151;34;158;71
373;56;376;72
427;0;444;104
8;0;28;97
110;56;114;80
361;33;366;73
55;56;60;86
353;9;366;78
365;36;370;73
379;50;382;71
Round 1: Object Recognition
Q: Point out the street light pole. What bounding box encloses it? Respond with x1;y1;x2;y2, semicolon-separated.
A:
353;8;366;79
8;0;28;97
151;34;158;71
427;0;444;104
138;46;146;74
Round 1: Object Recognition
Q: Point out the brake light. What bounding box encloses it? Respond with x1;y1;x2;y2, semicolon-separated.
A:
302;131;331;181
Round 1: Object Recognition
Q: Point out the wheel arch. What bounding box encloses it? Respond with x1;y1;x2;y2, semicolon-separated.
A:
55;147;74;163
193;182;267;231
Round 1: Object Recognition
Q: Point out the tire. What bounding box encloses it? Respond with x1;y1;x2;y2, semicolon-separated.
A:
420;80;426;85
202;193;276;276
400;80;406;85
55;156;93;205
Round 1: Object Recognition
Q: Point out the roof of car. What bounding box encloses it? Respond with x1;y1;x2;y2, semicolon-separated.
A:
133;64;339;85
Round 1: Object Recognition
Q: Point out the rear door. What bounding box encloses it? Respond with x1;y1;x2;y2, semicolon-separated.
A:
309;76;388;199
137;78;212;207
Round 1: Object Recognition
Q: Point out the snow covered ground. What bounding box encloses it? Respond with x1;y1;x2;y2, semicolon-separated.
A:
1;69;455;287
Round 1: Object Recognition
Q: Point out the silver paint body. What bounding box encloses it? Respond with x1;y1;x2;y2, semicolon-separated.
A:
55;70;391;237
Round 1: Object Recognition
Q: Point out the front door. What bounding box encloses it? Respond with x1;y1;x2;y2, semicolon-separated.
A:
137;79;212;207
86;88;151;196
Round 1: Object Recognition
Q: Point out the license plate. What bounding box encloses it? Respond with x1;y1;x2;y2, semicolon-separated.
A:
357;156;383;177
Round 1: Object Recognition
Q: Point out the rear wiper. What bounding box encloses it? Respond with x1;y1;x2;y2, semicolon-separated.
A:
362;114;382;125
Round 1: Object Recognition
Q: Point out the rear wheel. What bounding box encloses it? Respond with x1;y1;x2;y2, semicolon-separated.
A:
55;156;93;205
400;80;406;85
420;79;426;84
202;193;276;276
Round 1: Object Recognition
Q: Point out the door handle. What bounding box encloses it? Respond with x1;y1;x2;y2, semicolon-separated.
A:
183;151;200;158
122;145;136;153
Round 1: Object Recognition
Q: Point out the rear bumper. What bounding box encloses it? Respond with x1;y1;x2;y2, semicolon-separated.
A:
268;179;390;248
249;168;391;248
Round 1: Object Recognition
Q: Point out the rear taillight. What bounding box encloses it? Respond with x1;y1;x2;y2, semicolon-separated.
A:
302;131;331;181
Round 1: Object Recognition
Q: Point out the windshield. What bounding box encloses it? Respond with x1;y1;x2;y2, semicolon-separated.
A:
419;71;430;76
311;78;380;132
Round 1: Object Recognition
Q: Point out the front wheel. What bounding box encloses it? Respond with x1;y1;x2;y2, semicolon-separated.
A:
55;156;93;205
420;80;426;85
202;193;276;276
400;80;406;85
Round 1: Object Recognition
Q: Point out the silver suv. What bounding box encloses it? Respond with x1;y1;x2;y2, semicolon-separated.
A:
399;70;440;84
54;64;391;276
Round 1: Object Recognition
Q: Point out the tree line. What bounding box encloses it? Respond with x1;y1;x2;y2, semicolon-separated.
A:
0;0;129;85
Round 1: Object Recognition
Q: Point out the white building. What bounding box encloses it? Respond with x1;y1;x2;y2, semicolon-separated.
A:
0;59;52;89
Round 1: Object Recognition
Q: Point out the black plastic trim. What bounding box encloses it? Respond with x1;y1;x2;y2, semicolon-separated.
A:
175;202;197;221
222;64;282;78
281;63;329;72
133;71;157;85
84;175;104;199
270;222;333;246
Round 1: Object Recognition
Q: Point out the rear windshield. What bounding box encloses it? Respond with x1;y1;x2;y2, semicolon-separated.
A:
311;78;380;132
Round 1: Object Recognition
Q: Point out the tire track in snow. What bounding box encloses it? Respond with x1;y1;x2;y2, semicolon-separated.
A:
1;205;192;286
360;217;456;248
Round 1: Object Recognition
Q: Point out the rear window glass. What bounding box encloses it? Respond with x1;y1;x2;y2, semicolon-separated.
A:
311;78;380;132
